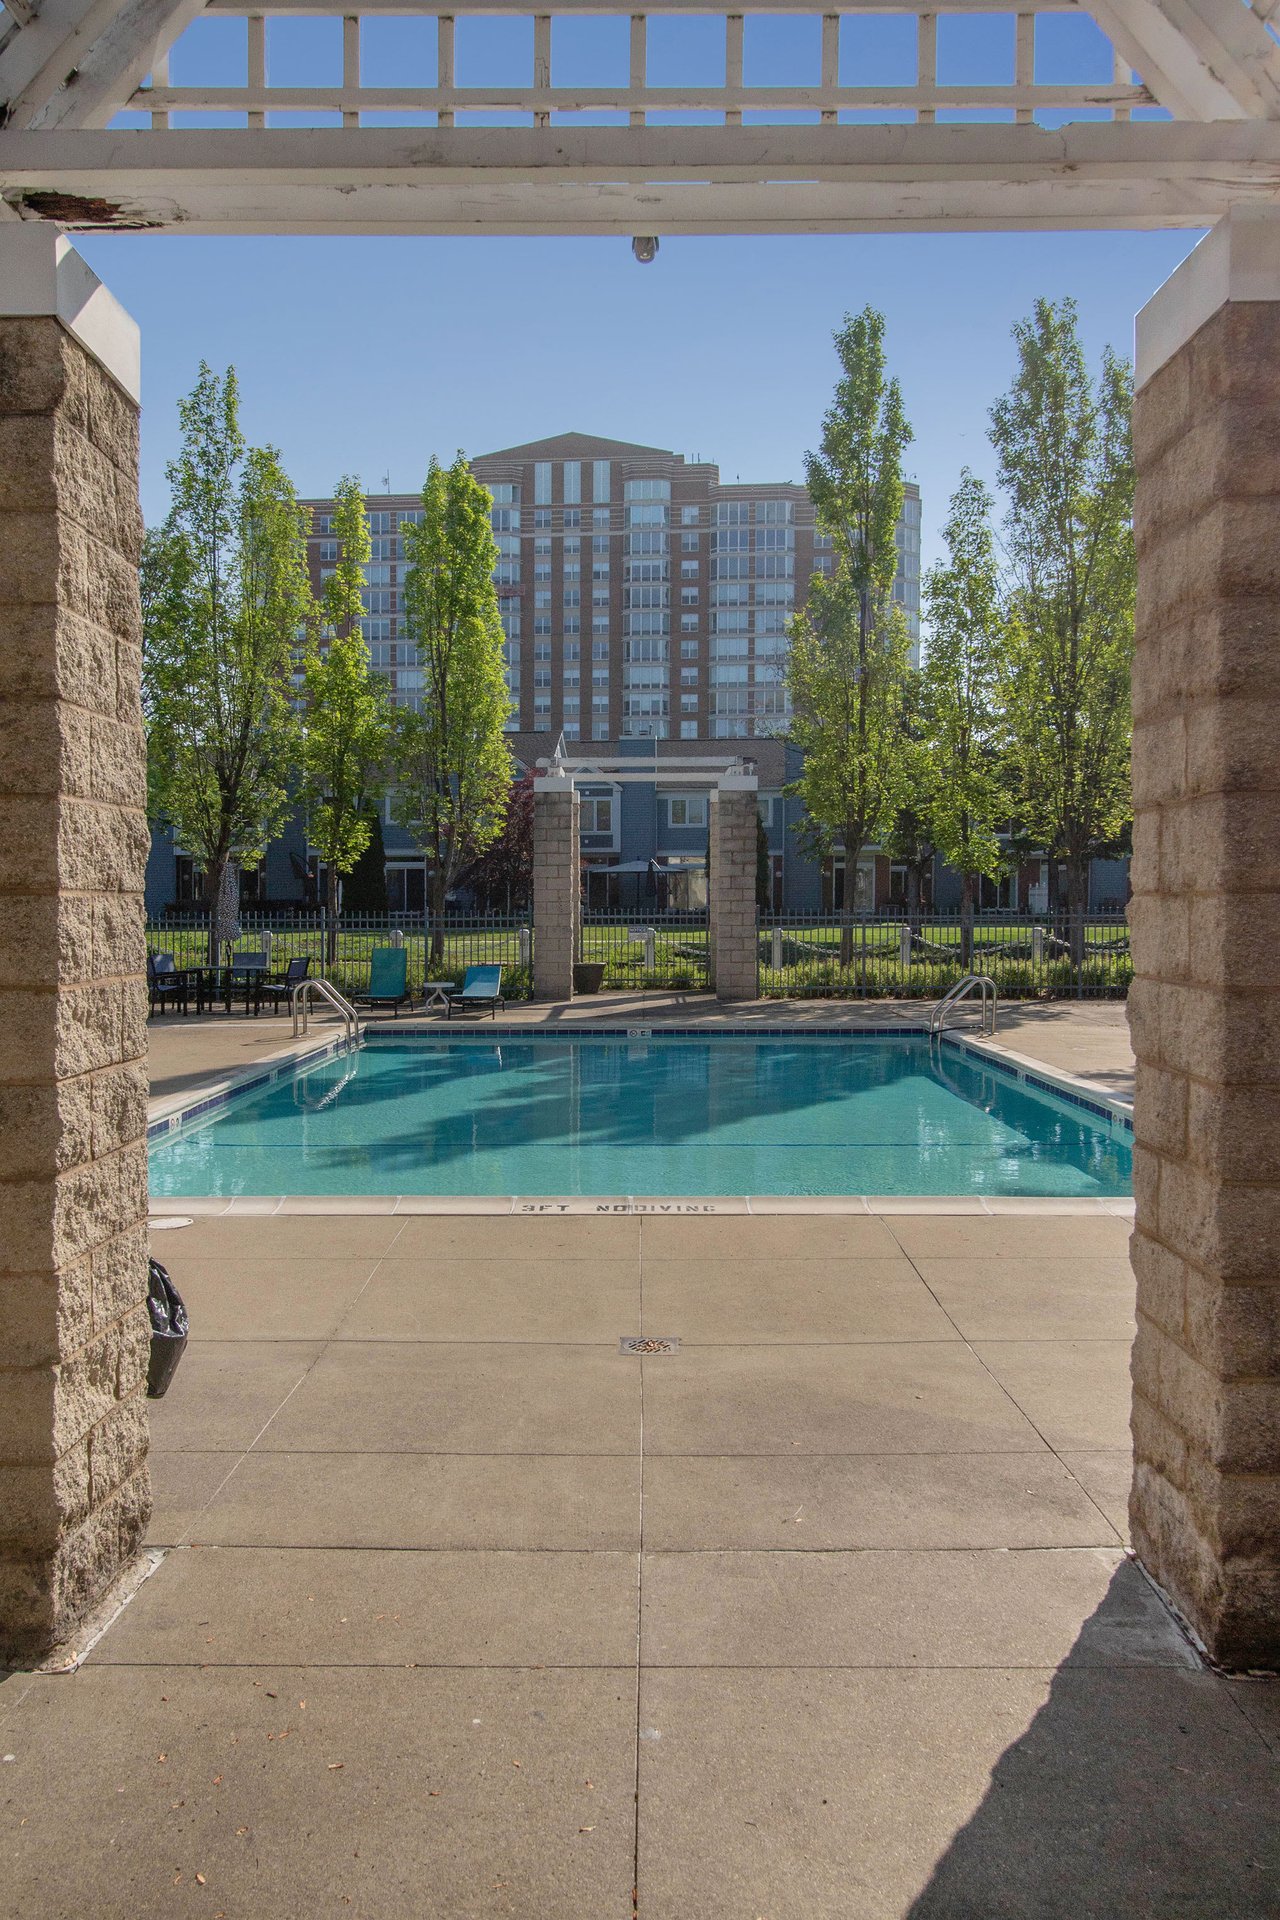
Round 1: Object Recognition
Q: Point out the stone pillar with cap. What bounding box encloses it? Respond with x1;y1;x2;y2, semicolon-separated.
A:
0;227;152;1661
532;776;580;1001
1128;207;1280;1668
710;779;759;1003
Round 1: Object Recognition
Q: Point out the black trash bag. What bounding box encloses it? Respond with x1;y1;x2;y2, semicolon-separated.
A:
146;1257;189;1399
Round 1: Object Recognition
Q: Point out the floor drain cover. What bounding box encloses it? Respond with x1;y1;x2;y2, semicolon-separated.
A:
620;1336;680;1354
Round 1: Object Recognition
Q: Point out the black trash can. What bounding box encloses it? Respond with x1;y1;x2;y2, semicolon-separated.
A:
146;1257;189;1398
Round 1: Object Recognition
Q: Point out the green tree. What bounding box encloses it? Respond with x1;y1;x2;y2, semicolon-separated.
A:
461;768;535;913
298;476;393;962
989;299;1135;965
785;308;914;962
143;364;311;960
921;471;1010;969
393;454;513;962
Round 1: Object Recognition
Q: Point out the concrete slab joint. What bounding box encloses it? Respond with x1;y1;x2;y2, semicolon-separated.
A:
0;227;150;1663
1128;205;1280;1670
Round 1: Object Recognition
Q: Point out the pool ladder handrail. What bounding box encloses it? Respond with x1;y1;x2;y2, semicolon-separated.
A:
291;976;362;1049
929;974;998;1037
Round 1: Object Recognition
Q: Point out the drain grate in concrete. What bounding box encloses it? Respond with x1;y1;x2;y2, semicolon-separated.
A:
619;1335;680;1354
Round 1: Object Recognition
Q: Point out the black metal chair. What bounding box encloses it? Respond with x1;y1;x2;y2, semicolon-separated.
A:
252;954;311;1014
147;952;189;1016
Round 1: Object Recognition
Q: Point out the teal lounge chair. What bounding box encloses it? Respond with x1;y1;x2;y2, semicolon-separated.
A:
354;945;412;1016
445;965;505;1019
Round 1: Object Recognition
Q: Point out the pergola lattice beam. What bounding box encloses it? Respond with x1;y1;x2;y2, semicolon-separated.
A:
3;121;1280;232
1092;0;1280;118
0;0;201;128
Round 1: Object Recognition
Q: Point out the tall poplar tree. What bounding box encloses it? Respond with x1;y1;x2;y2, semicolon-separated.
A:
393;454;513;961
989;299;1135;964
144;364;312;960
298;476;393;962
785;308;914;961
921;471;1009;969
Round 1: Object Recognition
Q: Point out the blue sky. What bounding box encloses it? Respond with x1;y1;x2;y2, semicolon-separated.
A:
79;7;1203;566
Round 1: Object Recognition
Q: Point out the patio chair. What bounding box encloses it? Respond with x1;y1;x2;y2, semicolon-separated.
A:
445;965;505;1019
352;945;412;1017
251;953;310;1015
147;952;189;1016
225;948;270;1013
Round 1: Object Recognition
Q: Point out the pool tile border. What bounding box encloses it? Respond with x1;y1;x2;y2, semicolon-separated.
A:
146;1019;1135;1215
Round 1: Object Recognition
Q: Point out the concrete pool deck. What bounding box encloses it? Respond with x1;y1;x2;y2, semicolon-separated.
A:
7;999;1274;1916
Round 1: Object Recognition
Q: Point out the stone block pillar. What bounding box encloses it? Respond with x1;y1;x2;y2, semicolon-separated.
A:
0;229;151;1662
1128;208;1280;1669
532;779;580;1001
710;782;759;1003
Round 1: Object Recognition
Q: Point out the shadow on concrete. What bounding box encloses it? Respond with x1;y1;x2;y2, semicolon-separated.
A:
907;1567;1280;1920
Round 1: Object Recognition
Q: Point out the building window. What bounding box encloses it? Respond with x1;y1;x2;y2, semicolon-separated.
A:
563;460;581;505
533;508;552;530
680;720;698;739
681;615;698;634
581;793;613;835
593;507;610;531
681;505;700;525
624;478;671;501
681;588;698;607
593;460;610;502
489;484;520;505
663;793;707;828
534;462;552;505
491;507;519;532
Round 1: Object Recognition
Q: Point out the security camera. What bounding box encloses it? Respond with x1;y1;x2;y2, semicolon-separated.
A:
631;235;660;264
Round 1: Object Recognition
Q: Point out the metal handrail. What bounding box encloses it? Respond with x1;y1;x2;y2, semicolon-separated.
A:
291;977;362;1048
929;973;998;1037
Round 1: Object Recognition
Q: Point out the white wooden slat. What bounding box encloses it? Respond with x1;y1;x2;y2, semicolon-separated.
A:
724;13;742;126
436;9;452;124
2;120;1278;233
628;11;644;125
1015;12;1033;122
821;13;838;125
533;12;549;125
149;44;169;126
137;78;1153;112
343;13;358;126
247;10;264;127
916;10;935;122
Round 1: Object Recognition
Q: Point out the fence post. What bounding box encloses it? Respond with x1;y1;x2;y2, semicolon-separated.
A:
899;922;912;972
262;929;274;966
389;928;404;949
772;925;783;972
1032;925;1044;967
519;926;531;972
644;927;656;972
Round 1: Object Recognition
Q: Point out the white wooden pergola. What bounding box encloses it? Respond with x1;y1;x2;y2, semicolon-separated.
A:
0;0;1278;235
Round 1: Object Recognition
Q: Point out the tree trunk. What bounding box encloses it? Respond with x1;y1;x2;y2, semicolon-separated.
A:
906;862;923;939
203;858;224;966
430;864;447;967
1066;854;1088;981
960;871;976;973
839;829;859;969
326;860;340;968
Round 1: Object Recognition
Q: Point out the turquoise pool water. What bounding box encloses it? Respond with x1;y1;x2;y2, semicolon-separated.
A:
148;1032;1133;1199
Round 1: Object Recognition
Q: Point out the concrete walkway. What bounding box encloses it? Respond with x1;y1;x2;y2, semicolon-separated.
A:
3;1208;1276;1916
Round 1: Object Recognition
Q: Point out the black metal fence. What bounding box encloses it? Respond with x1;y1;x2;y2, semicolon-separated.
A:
578;913;711;991
147;913;534;1001
758;912;1131;999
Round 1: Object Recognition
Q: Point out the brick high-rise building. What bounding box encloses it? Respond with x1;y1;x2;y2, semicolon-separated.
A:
300;431;922;744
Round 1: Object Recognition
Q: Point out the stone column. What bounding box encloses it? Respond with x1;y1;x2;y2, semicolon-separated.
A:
0;229;151;1662
532;779;580;1001
710;782;759;1003
1128;208;1280;1670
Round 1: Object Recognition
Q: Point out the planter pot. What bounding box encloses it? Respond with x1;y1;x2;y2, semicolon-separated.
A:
573;963;606;995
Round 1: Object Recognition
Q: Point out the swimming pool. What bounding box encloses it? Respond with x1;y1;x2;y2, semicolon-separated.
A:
147;1030;1133;1200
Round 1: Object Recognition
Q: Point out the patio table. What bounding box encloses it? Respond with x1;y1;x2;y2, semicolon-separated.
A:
420;981;455;1012
181;962;270;1015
